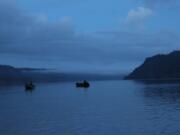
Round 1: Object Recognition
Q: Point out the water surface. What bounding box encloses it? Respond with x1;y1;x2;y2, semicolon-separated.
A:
1;80;180;135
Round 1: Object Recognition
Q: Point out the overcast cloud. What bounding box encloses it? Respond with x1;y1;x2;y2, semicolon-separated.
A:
0;0;179;74
139;0;178;8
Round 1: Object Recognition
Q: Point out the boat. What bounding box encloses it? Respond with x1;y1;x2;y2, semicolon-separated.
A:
76;80;90;88
25;82;35;90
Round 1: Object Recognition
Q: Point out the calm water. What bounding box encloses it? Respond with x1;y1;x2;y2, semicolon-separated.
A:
1;80;180;135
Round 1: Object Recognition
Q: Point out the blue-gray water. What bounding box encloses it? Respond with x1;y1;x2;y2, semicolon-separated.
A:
1;80;180;135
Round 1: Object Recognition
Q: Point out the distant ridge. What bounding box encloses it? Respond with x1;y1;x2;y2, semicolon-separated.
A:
0;65;46;82
0;65;121;83
125;51;180;80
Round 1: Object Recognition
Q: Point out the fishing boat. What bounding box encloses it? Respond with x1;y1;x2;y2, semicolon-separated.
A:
76;80;90;88
25;82;35;90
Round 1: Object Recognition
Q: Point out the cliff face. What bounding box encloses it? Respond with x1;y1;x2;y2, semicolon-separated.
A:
125;51;180;80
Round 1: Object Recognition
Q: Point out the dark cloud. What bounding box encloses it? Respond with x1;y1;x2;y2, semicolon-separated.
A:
0;0;75;46
0;0;30;43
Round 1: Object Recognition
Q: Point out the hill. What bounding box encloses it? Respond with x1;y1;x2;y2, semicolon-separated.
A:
0;65;121;83
125;51;180;80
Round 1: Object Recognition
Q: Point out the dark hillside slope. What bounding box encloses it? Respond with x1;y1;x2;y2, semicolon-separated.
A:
125;51;180;79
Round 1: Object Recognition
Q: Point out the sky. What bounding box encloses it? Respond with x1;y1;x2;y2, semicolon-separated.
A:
0;0;180;74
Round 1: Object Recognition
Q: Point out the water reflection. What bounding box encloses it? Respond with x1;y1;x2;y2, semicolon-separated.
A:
136;81;180;135
145;85;180;97
25;88;35;93
140;84;180;104
135;79;180;85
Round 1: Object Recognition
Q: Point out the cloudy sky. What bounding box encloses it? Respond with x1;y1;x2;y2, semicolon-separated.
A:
0;0;180;74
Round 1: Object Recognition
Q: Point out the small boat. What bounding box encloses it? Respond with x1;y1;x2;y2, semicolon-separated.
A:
76;80;90;88
25;82;35;90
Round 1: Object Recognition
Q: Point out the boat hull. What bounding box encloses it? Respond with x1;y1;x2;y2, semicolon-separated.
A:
76;82;90;88
25;83;35;90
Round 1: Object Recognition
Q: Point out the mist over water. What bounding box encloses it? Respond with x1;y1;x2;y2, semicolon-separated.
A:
1;80;180;135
